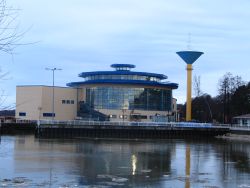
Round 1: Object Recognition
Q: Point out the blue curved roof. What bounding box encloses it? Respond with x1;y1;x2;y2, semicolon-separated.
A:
111;64;135;69
79;71;168;80
67;79;178;89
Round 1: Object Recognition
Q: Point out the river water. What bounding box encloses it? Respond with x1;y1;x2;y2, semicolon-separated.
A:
0;135;250;188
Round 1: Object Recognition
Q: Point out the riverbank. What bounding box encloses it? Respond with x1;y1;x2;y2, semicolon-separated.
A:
216;133;250;142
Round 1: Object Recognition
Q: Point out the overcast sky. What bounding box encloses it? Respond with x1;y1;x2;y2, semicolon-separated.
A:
1;0;250;108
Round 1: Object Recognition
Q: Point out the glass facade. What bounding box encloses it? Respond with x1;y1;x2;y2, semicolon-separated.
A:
86;87;172;111
84;75;160;82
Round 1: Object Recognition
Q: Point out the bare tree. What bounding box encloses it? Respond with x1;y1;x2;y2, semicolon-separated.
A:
218;72;245;123
218;73;244;96
0;0;24;54
193;75;202;97
0;0;25;110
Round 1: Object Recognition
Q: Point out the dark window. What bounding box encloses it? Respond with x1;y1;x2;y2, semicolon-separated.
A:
66;100;70;104
19;112;26;116
243;119;247;125
140;115;147;119
130;114;147;120
71;100;74;104
43;113;55;117
62;100;66;104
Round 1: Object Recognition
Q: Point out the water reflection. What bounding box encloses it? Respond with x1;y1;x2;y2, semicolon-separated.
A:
185;145;190;188
0;135;249;187
131;154;137;175
74;140;173;186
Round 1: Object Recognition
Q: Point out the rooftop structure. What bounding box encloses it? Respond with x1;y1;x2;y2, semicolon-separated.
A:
69;64;173;87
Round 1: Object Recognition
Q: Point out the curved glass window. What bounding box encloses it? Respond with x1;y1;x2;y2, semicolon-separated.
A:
84;75;160;82
85;87;172;111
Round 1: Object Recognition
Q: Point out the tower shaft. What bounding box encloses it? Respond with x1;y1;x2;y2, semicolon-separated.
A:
186;64;193;121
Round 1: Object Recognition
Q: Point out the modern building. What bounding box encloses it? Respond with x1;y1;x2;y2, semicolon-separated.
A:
233;114;250;127
16;64;178;122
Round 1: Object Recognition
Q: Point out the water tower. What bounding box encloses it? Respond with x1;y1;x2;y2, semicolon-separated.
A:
176;51;203;121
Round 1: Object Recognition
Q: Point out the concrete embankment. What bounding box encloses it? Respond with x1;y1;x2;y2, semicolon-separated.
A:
230;128;250;135
3;122;250;141
35;124;229;139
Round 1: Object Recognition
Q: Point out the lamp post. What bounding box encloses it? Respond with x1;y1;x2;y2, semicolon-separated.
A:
45;68;62;120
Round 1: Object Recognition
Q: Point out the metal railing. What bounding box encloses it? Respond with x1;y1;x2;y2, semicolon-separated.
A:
37;120;215;128
214;123;250;130
0;118;246;131
36;120;250;130
228;124;250;130
2;119;37;124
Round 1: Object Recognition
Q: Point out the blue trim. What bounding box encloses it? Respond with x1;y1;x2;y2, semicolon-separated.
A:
111;64;135;68
79;71;167;80
67;79;178;89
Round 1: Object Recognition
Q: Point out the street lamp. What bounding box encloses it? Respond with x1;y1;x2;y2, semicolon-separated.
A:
45;67;62;120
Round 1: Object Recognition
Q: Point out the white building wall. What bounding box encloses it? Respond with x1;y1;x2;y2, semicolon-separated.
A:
16;86;43;120
16;86;78;121
172;98;178;121
41;87;78;120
